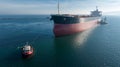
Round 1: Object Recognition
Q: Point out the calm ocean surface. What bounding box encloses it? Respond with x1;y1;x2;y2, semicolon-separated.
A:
0;15;120;67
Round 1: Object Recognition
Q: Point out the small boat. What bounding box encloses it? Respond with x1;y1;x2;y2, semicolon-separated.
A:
21;42;33;58
99;17;107;24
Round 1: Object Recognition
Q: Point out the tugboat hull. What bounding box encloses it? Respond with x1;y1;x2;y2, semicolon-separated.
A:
22;53;33;58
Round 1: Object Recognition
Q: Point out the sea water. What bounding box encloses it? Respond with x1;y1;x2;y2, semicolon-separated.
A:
0;15;120;67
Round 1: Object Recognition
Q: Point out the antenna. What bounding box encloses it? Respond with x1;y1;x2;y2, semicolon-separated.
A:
96;6;98;10
58;0;60;14
26;42;29;45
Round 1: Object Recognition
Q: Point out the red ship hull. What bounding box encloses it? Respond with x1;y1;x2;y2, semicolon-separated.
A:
53;20;99;37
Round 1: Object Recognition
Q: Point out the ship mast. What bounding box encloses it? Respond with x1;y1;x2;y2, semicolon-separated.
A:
57;0;60;14
96;6;98;11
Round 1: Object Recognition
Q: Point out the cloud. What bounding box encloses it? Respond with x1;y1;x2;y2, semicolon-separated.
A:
0;2;57;14
0;0;120;15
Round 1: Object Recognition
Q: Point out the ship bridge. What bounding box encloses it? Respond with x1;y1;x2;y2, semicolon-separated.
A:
91;6;102;17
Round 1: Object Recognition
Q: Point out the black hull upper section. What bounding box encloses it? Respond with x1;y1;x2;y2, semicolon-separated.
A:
51;14;101;24
51;15;80;24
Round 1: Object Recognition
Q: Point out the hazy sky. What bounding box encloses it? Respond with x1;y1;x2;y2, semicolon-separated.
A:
0;0;120;15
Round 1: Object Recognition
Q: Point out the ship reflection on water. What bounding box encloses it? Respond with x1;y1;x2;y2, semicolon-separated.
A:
54;25;98;48
72;27;97;47
54;26;98;67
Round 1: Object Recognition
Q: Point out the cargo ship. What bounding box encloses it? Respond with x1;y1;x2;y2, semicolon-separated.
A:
50;1;102;37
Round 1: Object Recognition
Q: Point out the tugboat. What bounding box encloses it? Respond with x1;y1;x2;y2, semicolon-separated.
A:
21;42;33;58
100;17;107;24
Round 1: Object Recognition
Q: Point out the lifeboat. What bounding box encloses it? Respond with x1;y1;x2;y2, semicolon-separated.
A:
21;42;33;58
